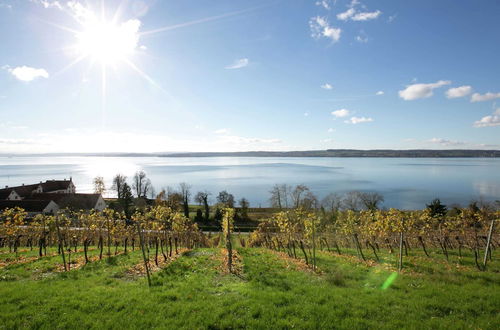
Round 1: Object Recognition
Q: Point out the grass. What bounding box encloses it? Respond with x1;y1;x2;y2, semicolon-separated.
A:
0;245;498;329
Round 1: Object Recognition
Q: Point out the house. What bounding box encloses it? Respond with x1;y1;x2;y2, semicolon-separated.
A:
0;190;21;201
32;193;107;212
0;178;75;200
0;179;108;214
0;200;60;216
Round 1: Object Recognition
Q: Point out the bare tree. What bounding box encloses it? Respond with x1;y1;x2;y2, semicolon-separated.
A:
217;190;234;208
342;191;363;211
238;198;250;219
321;193;343;212
269;184;291;209
195;191;211;222
132;171;152;198
291;184;309;208
93;176;106;195
301;191;318;210
111;174;127;199
360;192;384;211
179;183;191;218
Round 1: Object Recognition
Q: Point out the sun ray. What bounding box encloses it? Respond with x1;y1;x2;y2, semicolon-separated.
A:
140;5;267;36
53;53;88;77
101;62;106;128
121;58;164;92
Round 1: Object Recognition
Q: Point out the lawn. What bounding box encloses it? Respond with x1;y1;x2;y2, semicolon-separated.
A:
0;245;498;329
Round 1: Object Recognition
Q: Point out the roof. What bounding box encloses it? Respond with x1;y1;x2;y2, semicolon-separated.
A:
0;184;40;198
0;179;73;198
32;193;101;210
40;179;73;192
0;200;56;212
0;190;14;200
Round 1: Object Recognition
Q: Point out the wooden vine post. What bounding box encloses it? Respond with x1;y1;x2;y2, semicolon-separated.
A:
483;219;496;269
398;217;405;271
136;220;151;287
54;215;67;272
311;214;317;271
222;208;235;273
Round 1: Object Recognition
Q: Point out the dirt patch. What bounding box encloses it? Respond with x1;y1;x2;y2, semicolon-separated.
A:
268;249;320;274
125;248;190;277
0;253;59;268
213;249;244;277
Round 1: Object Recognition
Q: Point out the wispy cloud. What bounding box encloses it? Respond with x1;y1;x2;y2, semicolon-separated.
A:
321;83;333;90
473;115;500;128
309;16;341;42
473;108;500;127
399;80;451;100
344;116;373;124
214;128;229;134
337;1;381;22
315;0;333;10
331;109;350;118
30;0;63;10
428;137;465;146
352;10;381;21
337;8;355;21
4;65;49;82
376;91;384;95
225;58;249;70
446;85;472;99
470;92;500;102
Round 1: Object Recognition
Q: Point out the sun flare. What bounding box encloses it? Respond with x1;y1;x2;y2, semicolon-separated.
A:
75;18;140;64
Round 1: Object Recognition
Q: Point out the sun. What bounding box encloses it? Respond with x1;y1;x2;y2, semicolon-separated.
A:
75;17;140;65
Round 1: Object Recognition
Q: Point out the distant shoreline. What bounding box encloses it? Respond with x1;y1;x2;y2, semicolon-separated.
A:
1;149;500;158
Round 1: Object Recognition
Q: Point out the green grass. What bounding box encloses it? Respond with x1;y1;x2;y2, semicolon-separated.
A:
0;246;498;329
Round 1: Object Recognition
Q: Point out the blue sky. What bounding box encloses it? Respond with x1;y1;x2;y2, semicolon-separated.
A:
0;0;499;153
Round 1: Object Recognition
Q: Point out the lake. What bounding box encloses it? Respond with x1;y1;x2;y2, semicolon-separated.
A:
0;156;499;210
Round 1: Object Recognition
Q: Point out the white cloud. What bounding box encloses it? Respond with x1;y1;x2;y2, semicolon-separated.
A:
331;109;350;118
344;116;373;124
304;112;309;117
0;2;12;9
321;83;333;90
428;138;465;146
398;80;451;100
388;14;397;23
470;92;500;102
376;91;384;95
214;128;229;134
337;8;355;21
225;58;249;70
355;34;368;43
327;128;335;133
6;65;49;82
446;85;472;99
473;115;500;128
30;0;62;9
316;0;333;10
321;138;334;143
0;130;287;153
310;16;341;42
352;10;382;21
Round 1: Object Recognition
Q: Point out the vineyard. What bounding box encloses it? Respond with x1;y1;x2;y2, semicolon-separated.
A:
0;205;499;329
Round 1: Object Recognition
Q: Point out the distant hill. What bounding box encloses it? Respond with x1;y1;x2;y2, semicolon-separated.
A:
162;149;500;158
2;149;499;158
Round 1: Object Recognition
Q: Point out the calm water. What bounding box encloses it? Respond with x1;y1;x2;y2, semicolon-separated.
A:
0;156;499;210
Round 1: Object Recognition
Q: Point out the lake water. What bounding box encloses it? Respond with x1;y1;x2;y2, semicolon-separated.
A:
0;156;499;210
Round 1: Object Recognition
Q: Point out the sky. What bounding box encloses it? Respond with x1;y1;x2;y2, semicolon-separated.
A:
0;0;499;153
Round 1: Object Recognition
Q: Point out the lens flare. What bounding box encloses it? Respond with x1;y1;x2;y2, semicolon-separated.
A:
381;272;398;290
